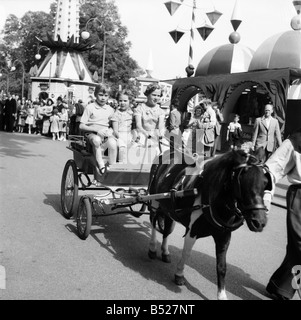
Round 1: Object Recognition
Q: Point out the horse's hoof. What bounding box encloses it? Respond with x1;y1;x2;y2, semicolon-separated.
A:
148;249;157;260
162;253;171;263
174;274;185;286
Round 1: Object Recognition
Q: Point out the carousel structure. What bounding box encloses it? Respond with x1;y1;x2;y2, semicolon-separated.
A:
30;0;97;103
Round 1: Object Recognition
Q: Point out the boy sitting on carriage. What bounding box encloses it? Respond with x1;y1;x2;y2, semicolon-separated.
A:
79;83;118;186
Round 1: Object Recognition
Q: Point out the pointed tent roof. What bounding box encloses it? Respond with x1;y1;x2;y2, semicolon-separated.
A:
36;49;93;82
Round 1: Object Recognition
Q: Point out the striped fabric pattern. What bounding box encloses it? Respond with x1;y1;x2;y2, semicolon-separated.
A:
249;30;301;71
195;43;254;76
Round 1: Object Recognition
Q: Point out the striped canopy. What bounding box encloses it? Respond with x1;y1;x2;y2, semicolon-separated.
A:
249;30;301;71
195;43;254;76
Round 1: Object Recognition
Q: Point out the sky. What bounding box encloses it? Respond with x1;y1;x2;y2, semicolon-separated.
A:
0;0;297;80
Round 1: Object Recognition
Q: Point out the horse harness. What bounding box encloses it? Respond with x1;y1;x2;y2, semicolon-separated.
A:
169;154;269;232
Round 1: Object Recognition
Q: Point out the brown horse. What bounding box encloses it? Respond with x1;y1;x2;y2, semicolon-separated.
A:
147;149;270;300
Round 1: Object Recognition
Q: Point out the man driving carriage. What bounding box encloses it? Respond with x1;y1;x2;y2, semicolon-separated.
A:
79;83;118;186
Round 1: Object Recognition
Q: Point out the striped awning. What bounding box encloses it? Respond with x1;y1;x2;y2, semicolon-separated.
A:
249;30;301;71
195;43;254;76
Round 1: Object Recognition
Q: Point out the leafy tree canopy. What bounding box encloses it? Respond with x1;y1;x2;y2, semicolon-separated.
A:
0;0;144;98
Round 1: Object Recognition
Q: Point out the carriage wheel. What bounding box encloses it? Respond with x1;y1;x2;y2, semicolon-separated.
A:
60;159;79;219
76;196;92;240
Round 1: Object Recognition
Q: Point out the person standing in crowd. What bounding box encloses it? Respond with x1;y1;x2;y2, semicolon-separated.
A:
0;93;6;131
4;93;17;132
56;96;64;113
167;98;182;152
211;102;224;157
34;101;43;135
252;103;282;160
263;128;301;300
40;99;53;136
25;100;35;134
79;83;117;186
111;89;134;164
16;98;27;133
74;99;85;135
67;98;76;135
50;107;60;141
226;114;243;150
58;103;68;141
134;83;165;149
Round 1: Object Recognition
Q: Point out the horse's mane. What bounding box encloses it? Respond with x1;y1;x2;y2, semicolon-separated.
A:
202;150;250;202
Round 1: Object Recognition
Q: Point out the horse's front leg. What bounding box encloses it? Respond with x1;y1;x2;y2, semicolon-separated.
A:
161;218;175;263
148;222;158;259
174;233;197;286
213;232;231;300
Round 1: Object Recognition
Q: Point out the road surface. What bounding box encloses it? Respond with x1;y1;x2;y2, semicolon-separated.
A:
0;131;299;301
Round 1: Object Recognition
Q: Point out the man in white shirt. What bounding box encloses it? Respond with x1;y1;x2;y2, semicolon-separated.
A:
263;129;301;300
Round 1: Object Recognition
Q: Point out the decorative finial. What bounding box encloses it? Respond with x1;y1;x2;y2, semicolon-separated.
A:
291;0;301;30
229;0;242;44
185;64;195;77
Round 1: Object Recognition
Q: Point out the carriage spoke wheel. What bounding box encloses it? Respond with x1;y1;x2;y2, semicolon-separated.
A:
61;160;79;219
77;196;92;240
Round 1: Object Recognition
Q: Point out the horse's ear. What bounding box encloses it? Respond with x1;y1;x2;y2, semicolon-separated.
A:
232;149;248;165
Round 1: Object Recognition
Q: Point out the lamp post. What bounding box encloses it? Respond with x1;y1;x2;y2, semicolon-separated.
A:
11;59;25;98
35;45;50;61
0;68;10;92
81;17;109;83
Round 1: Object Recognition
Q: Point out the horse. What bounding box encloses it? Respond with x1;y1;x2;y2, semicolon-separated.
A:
147;149;271;300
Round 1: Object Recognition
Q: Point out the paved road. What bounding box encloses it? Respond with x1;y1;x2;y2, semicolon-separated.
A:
0;131;299;301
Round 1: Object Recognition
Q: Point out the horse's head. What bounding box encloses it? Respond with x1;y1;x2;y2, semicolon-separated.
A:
230;150;269;232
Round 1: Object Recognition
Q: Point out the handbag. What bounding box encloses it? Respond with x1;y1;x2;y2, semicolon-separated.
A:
202;127;215;146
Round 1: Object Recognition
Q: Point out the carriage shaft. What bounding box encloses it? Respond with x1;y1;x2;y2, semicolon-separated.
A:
97;189;198;205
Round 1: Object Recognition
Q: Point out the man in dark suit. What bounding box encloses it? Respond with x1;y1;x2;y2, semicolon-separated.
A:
252;103;282;160
4;94;17;132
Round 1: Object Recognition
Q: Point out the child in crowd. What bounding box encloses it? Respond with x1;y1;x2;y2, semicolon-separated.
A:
58;104;68;141
111;90;134;163
25;101;35;134
226;114;243;150
50;107;60;140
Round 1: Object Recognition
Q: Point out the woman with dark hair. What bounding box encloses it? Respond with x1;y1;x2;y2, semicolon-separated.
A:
134;83;165;148
264;128;301;300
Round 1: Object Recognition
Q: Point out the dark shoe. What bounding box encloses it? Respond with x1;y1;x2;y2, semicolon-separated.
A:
266;285;290;300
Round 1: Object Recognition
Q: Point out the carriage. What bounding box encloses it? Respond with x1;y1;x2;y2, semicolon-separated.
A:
60;134;197;240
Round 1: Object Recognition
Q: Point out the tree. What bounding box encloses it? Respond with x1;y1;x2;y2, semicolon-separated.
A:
0;0;144;99
0;10;54;97
79;0;144;97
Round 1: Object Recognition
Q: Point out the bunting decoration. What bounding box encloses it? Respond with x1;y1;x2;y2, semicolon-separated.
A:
164;0;223;77
164;1;181;16
169;30;185;43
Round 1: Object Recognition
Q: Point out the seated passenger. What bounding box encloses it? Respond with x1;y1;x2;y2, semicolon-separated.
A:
79;83;117;185
134;83;165;149
111;90;135;164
